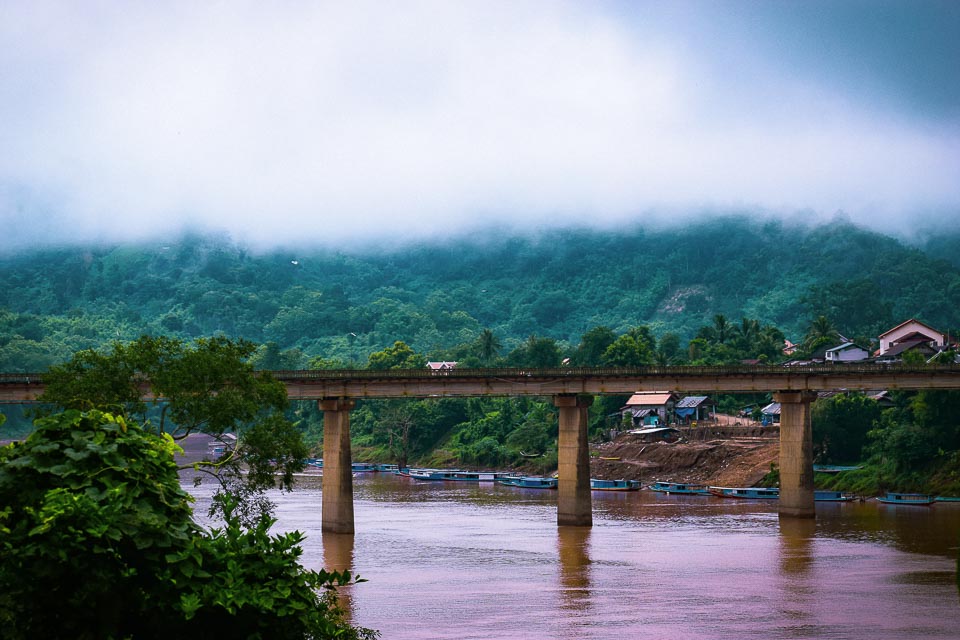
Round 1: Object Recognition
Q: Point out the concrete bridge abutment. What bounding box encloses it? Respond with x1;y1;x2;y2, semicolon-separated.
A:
320;398;357;534
775;391;817;519
554;394;593;527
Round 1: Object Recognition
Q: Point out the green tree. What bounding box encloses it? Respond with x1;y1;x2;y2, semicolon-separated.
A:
713;314;730;345
803;315;840;352
475;328;502;364
367;341;426;370
36;336;308;513
0;409;376;639
601;328;653;367
573;326;617;366
812;393;881;463
506;335;562;368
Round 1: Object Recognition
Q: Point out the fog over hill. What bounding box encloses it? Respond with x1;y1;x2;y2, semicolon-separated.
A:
1;1;958;250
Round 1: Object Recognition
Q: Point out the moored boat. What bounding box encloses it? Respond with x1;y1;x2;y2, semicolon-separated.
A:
814;490;854;502
351;462;377;473
403;469;515;482
813;464;862;473
375;463;399;473
934;496;960;503
877;492;935;505
498;476;558;490
708;486;779;499
650;481;711;495
590;479;641;491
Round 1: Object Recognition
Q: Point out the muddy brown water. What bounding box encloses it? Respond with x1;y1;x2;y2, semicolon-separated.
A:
185;473;960;639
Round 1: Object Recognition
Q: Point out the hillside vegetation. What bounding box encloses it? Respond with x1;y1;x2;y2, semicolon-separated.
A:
1;216;958;371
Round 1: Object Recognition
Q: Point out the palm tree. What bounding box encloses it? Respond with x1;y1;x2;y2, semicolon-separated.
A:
476;328;501;364
713;314;730;344
734;317;760;350
804;315;840;350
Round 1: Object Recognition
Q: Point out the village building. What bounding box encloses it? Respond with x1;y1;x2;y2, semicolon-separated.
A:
878;319;945;355
674;395;715;425
621;391;677;427
760;401;781;426
824;342;870;363
426;361;458;371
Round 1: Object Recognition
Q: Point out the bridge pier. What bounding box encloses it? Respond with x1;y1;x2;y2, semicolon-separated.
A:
775;391;817;518
320;398;356;534
554;394;593;527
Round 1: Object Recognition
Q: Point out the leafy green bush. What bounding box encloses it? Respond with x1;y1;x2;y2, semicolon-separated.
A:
0;410;377;639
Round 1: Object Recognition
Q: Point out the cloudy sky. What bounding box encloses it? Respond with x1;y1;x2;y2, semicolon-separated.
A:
1;0;957;250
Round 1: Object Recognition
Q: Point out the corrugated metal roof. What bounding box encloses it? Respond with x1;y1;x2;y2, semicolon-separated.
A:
761;402;781;415
626;392;675;406
677;395;709;408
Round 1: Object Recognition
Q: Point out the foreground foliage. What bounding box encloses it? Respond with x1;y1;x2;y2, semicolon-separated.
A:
0;410;376;639
35;335;309;520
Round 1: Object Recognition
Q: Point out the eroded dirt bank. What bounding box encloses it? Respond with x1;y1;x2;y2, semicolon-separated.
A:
591;428;780;487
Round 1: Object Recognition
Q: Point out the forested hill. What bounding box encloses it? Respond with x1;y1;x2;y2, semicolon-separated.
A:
1;216;959;371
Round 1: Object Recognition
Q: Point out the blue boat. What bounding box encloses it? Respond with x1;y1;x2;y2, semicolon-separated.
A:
814;490;854;502
935;496;960;503
590;479;641;491
877;492;935;506
351;462;377;473
650;481;711;495
498;476;558;490
375;463;400;473
709;486;780;499
407;470;514;482
305;457;323;468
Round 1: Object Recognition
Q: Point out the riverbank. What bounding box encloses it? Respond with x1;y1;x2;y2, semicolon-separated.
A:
591;427;780;487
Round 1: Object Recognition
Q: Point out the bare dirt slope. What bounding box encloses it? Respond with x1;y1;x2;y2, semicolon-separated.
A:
591;433;779;487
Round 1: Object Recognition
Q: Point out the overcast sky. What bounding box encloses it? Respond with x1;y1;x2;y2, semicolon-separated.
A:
1;0;958;250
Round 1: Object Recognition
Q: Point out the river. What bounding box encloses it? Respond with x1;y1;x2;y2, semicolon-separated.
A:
185;474;960;639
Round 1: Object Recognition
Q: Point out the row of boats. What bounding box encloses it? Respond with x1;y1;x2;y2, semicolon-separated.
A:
304;460;952;503
650;481;953;505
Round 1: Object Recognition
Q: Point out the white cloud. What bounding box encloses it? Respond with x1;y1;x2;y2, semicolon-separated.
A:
1;0;957;249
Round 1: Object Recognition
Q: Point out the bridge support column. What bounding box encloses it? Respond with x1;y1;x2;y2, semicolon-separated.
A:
320;398;356;534
775;391;817;519
554;394;593;527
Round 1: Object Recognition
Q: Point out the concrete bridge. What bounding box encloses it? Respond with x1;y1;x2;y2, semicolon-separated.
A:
3;364;960;533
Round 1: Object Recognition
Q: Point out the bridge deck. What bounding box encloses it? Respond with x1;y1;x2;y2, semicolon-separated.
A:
2;364;960;403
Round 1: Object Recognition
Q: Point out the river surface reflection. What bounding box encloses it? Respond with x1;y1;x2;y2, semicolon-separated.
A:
186;475;960;639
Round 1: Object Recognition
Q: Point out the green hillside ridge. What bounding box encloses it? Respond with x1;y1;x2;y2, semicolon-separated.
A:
1;216;958;371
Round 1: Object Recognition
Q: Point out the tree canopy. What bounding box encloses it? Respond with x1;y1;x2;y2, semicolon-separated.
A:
36;336;309;509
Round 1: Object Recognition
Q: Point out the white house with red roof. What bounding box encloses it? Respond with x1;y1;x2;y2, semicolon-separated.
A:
426;361;458;371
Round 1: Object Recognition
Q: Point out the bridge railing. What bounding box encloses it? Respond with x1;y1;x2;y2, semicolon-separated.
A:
268;362;960;380
3;362;960;386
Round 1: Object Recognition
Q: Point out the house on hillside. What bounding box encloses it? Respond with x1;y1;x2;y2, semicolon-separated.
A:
878;319;945;356
675;395;715;425
783;339;799;356
824;342;870;363
621;391;677;427
426;361;458;373
760;402;780;426
875;339;940;363
867;390;896;409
